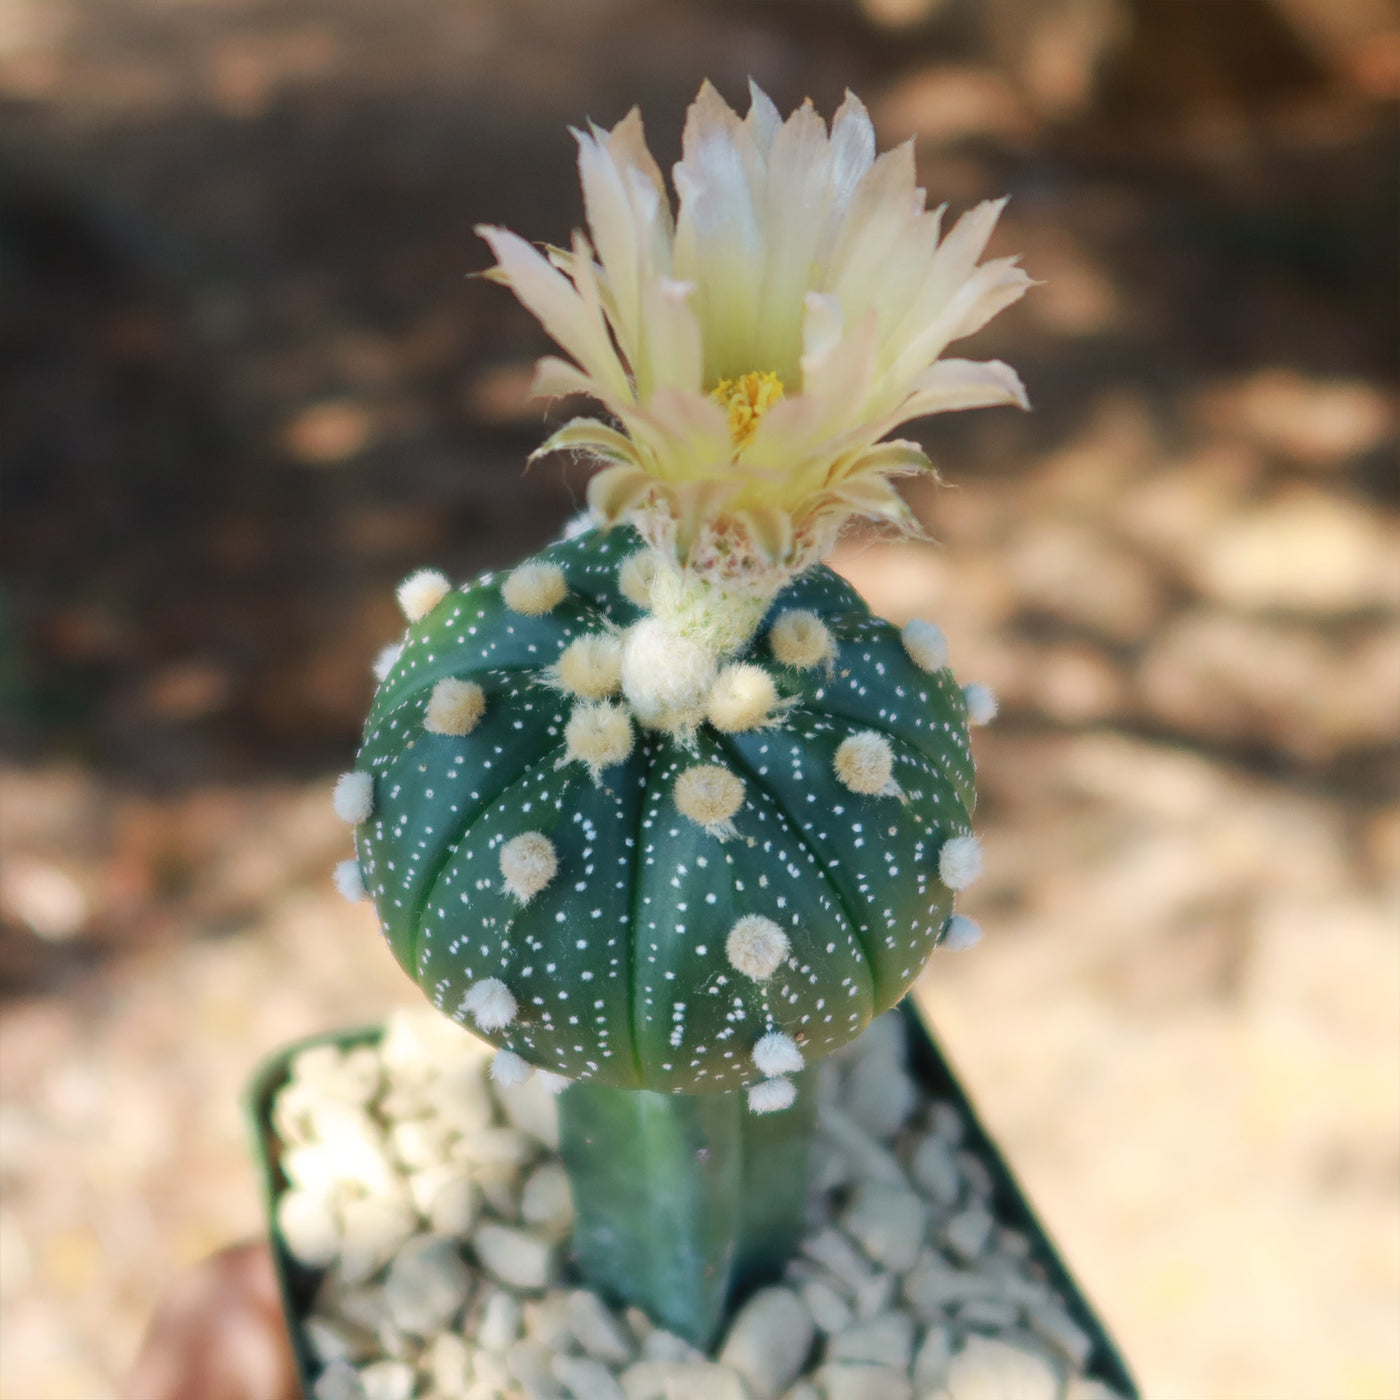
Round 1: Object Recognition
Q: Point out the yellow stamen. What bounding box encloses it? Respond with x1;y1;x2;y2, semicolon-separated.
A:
712;371;784;451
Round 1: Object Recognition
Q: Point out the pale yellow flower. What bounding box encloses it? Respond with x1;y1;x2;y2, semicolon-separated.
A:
478;80;1031;581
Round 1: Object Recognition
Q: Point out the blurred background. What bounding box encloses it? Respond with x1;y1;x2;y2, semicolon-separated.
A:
1;0;1397;1396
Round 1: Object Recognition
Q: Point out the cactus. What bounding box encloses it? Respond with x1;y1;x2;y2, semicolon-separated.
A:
333;81;1028;1347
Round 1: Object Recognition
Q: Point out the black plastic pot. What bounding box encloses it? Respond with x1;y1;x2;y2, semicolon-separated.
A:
246;1003;1139;1399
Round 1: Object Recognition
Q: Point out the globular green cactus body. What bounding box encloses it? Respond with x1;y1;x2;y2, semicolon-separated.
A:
352;525;975;1096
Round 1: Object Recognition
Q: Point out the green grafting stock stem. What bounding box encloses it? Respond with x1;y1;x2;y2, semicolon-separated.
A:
559;1073;817;1350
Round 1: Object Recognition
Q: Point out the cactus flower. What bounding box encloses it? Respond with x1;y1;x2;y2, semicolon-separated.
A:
478;80;1031;592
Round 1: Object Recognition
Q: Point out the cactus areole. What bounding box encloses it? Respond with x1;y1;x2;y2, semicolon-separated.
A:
335;81;1028;1345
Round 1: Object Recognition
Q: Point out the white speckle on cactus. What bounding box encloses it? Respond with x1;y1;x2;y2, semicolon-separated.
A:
769;610;835;670
726;914;790;982
707;663;779;733
489;1049;533;1086
371;642;403;682
499;832;559;905
332;858;365;902
555;634;623;700
502;561;567;615
939;835;983;891
332;771;374;825
752;1031;804;1077
673;765;745;840
747;1076;797;1114
833;731;900;797
620;618;717;730
396;568;451;622
901;618;949;672
617;551;657;608
534;1069;571;1095
962;683;997;726
941;915;983;950
461;977;518;1031
424;678;486;736
563;701;635;780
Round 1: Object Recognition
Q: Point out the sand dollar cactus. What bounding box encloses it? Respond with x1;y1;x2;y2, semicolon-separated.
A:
332;80;1028;1346
346;525;981;1100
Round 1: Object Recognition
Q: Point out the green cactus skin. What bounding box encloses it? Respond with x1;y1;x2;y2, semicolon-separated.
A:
558;1070;817;1349
351;523;976;1095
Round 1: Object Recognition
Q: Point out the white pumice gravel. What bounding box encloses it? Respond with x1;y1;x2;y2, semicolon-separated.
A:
273;1009;1130;1400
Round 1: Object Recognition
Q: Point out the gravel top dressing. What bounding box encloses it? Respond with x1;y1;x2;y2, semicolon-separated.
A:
256;1007;1133;1400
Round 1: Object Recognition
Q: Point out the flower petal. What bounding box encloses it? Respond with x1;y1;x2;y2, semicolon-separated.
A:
477;225;630;400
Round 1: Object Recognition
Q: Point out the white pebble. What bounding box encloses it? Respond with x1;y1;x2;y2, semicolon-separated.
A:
476;1288;523;1350
472;1222;556;1290
944;1335;1061;1400
338;1196;417;1286
815;1362;913;1400
844;1055;917;1141
520;1161;574;1237
332;771;374;825
277;1189;341;1268
567;1289;634;1364
799;1279;853;1334
828;1312;915;1369
718;1289;815;1400
944;1202;996;1261
426;1175;478;1238
553;1354;625;1399
426;1332;472;1396
841;1184;927;1273
359;1358;415;1400
312;1360;368;1400
494;1070;562;1150
911;1135;962;1207
913;1325;954;1393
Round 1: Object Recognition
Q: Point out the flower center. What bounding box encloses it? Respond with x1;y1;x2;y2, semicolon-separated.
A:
711;371;784;451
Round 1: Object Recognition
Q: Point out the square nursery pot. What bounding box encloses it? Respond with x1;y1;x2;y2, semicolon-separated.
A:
247;1002;1138;1400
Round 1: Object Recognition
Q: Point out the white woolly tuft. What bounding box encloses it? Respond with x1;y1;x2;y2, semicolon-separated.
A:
620;618;717;730
725;914;790;982
461;977;518;1032
563;701;635;780
534;1070;572;1096
372;642;403;682
834;731;900;797
902;618;949;672
332;771;374;825
941;915;984;951
425;677;487;736
962;683;998;726
556;634;623;700
617;551;658;609
747;1077;797;1115
502;562;567;616
562;510;596;540
332;858;365;902
939;834;984;891
489;1049;533;1086
499;831;559;904
769;610;836;670
673;764;745;840
707;663;779;733
396;569;451;622
752;1031;804;1077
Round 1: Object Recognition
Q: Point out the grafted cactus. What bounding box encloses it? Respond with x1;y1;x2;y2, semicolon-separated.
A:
332;79;1027;1347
